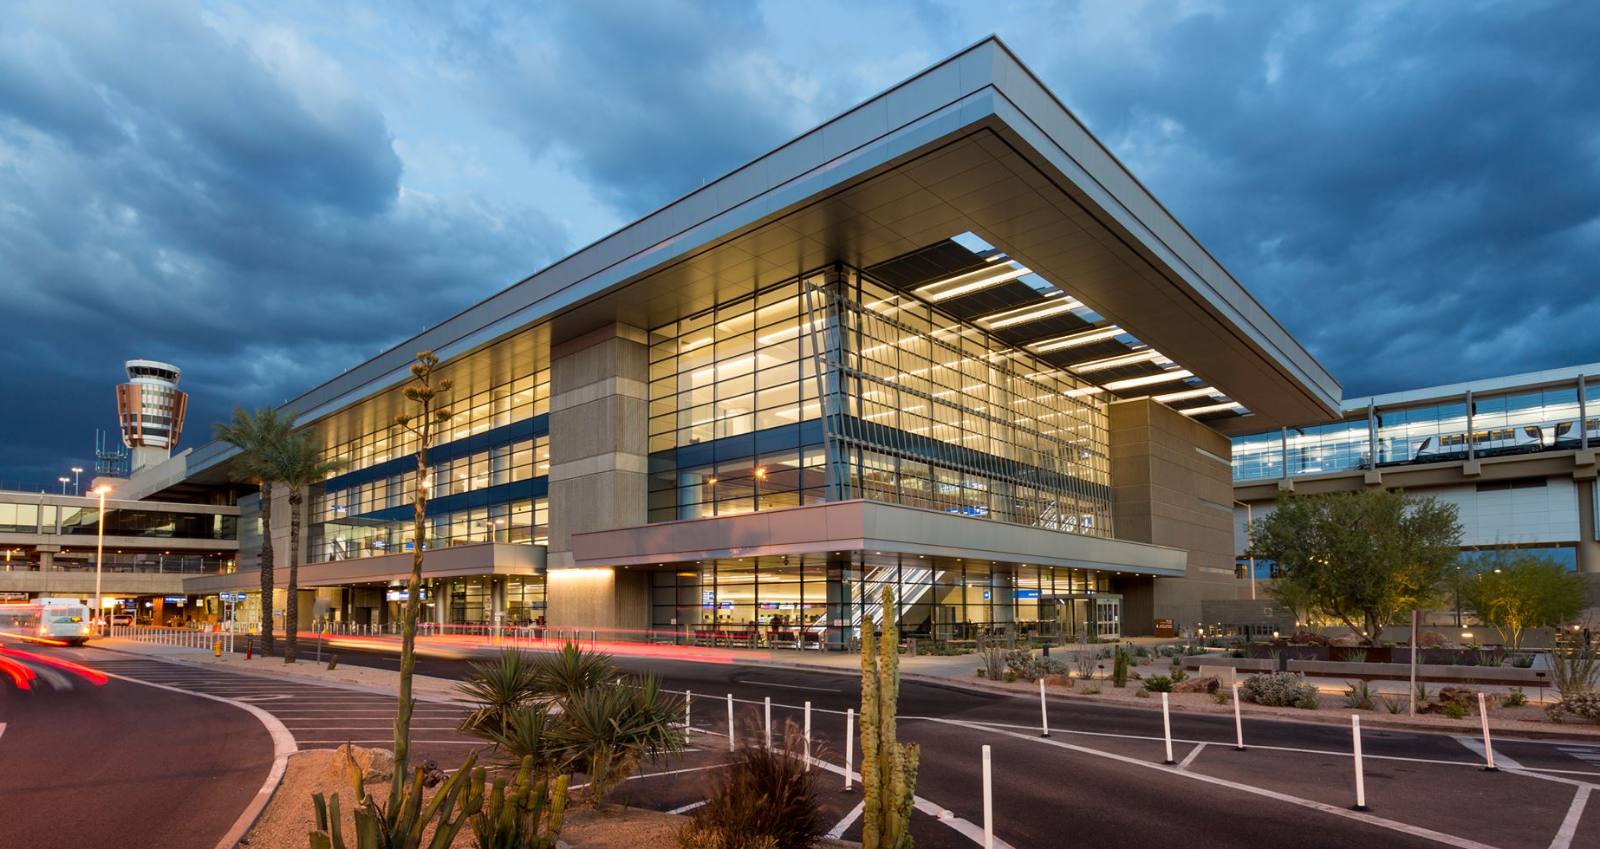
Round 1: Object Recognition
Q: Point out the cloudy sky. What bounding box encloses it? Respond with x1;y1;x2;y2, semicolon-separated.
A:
1;0;1597;487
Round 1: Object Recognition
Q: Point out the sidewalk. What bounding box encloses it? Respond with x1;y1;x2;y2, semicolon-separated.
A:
91;637;470;702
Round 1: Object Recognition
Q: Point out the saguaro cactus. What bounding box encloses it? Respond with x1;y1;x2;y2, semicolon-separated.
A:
860;586;920;849
1112;643;1129;688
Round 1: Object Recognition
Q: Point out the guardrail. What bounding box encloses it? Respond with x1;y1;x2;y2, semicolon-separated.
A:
110;624;234;653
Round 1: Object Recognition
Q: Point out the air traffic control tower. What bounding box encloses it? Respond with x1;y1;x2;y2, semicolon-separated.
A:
115;359;187;472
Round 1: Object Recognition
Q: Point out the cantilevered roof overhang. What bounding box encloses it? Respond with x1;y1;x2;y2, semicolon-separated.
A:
570;500;1187;578
190;36;1339;476
181;541;543;594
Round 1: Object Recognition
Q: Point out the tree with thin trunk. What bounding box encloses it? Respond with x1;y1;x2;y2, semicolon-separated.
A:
1249;488;1461;644
388;351;453;812
272;429;346;663
213;407;293;657
1463;549;1589;650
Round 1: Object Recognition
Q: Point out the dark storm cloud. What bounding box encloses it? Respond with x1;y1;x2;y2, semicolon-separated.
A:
1009;1;1600;398
430;0;850;214
0;0;566;484
1;0;1597;487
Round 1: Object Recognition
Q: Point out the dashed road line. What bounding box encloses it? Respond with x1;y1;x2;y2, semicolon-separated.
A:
1548;785;1591;849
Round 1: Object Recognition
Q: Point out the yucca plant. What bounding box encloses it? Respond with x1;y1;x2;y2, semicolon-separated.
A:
532;641;618;702
489;705;562;775
554;673;686;806
458;649;541;738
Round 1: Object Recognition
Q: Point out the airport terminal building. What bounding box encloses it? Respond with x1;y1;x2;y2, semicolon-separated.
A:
130;39;1342;643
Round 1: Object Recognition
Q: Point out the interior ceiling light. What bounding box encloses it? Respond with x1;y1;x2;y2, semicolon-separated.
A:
1154;386;1223;403
914;263;1031;302
1102;369;1194;391
979;297;1082;329
1180;401;1247;417
1029;326;1125;353
1070;349;1167;374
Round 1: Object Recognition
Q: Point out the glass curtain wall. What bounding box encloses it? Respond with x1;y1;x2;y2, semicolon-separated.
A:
646;266;1114;535
650;558;1112;646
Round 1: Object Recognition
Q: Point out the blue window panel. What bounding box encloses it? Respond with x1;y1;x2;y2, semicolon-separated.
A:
324;414;548;490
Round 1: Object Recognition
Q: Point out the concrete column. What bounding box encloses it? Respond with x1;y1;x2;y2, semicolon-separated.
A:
38;550;55;572
543;323;651;636
1578;479;1599;574
545;323;649;565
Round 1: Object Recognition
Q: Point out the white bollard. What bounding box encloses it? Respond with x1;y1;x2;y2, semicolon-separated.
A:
1352;714;1369;811
764;696;772;750
1477;692;1497;772
982;744;994;849
845;708;855;791
686;690;692;731
804;701;812;771
1232;682;1246;751
727;693;736;753
1039;677;1050;737
1161;691;1175;765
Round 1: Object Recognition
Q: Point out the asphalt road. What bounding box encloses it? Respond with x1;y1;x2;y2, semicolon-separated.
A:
0;642;275;849
279;639;1600;849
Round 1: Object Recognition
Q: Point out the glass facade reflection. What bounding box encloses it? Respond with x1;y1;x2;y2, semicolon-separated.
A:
1233;374;1600;481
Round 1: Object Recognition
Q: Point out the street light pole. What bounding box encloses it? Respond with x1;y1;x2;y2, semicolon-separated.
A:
59;477;70;495
71;466;83;495
93;485;111;634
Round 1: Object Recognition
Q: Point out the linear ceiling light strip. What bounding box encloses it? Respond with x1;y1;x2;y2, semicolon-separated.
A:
1180;401;1248;416
1070;349;1166;374
980;298;1082;329
1153;386;1221;403
1102;369;1195;391
914;264;1032;302
1029;326;1125;353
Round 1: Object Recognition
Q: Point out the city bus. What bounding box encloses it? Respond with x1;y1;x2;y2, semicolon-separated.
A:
0;598;94;645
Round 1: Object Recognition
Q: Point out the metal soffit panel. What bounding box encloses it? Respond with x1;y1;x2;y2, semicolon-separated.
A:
190;36;1337;478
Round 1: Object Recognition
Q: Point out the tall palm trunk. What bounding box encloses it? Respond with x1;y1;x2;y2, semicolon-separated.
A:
258;482;276;657
284;486;302;663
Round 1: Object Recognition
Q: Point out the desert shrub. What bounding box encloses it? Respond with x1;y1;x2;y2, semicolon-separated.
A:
1169;666;1188;683
1078;682;1101;695
1005;649;1069;682
1442;700;1469;720
1549;636;1600;696
1213;690;1231;706
976;646;1007;680
1379;694;1407;714
1546;692;1600;724
679;720;822;849
1143;675;1173;693
1072;645;1103;680
1508;653;1535;669
1504;687;1528;707
1343;680;1375;711
1342;649;1368;664
918;642;973;656
1241;672;1319;709
1133;645;1151;659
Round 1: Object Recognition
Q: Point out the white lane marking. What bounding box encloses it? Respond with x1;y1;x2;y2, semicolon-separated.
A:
1176;742;1207;771
808;755;1015;848
234;695;295;702
1548;785;1591;849
668;800;708;815
733;679;841;693
827;800;865;839
1453;736;1524;770
97;670;297;849
926;717;1600;779
568;762;731;791
0;722;6;743
935;718;1497;849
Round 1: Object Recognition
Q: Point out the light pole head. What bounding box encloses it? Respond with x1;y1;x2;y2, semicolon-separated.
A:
93;485;113;497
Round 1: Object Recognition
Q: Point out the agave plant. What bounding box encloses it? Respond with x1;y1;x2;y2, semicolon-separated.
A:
457;649;541;739
490;705;563;776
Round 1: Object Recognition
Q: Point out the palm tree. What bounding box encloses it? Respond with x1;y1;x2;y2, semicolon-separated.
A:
213;407;293;657
273;429;346;663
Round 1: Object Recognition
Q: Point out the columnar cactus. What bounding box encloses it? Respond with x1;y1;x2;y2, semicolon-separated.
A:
1112;643;1129;688
860;586;920;849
